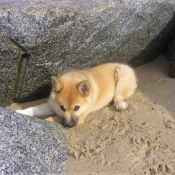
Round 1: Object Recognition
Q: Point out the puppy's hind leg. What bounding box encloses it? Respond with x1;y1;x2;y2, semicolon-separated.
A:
114;65;137;111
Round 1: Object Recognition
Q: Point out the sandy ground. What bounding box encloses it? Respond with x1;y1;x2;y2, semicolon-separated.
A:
10;55;175;175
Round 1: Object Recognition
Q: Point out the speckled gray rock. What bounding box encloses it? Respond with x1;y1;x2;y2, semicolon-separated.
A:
0;108;68;175
0;0;175;106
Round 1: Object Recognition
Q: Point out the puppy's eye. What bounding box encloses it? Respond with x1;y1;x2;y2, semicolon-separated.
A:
74;106;80;111
60;105;66;112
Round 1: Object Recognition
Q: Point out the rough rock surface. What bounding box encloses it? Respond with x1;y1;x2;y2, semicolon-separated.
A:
0;108;68;174
0;0;175;106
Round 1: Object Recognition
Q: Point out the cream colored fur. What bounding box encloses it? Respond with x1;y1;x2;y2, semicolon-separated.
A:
16;63;137;128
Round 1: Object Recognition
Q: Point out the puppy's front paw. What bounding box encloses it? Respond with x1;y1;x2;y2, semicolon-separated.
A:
16;108;34;116
114;101;128;111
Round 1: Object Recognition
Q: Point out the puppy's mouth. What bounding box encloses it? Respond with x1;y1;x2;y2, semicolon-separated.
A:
62;117;78;128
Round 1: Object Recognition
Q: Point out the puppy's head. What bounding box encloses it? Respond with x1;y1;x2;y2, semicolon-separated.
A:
50;76;91;128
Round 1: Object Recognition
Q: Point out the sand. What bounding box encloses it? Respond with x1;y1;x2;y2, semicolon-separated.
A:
10;55;175;175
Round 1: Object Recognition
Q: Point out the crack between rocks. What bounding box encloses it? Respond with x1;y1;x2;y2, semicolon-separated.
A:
8;38;31;103
9;38;27;53
12;53;30;103
0;35;31;104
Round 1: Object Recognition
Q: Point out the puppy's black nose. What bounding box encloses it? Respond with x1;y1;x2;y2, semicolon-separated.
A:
65;121;75;128
62;118;78;128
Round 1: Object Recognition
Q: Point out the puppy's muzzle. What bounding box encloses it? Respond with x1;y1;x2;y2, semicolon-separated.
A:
62;117;78;128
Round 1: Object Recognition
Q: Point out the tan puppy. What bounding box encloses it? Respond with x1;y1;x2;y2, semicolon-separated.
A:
17;63;137;128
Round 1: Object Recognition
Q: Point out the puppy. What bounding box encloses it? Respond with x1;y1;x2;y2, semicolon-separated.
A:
16;63;137;128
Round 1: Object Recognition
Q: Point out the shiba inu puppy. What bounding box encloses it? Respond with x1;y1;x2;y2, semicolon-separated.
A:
16;63;137;128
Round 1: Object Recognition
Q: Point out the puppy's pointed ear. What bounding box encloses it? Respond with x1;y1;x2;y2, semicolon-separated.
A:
51;76;63;92
77;80;90;95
